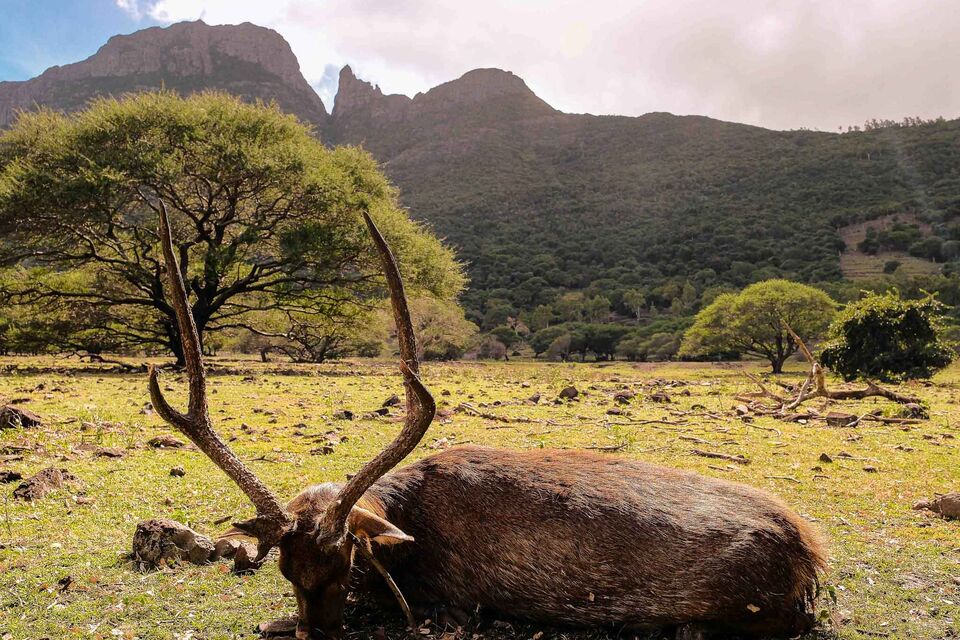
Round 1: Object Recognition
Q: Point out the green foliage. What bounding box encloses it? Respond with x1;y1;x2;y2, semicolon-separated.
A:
820;292;955;382
392;113;960;320
680;280;836;372
409;297;478;361
0;92;464;361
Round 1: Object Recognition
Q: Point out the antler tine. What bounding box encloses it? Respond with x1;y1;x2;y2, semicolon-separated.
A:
148;201;291;552
324;212;437;535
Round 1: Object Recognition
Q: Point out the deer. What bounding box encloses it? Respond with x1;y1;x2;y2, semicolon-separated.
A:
147;202;826;640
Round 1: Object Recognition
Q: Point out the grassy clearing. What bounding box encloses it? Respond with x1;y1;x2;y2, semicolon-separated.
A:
0;356;957;640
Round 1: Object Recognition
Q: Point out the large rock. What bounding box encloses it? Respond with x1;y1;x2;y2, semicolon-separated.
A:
13;467;81;501
0;405;42;429
913;493;960;520
132;518;215;567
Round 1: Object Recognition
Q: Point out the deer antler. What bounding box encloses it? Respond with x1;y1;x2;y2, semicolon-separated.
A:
148;200;292;558
323;212;437;536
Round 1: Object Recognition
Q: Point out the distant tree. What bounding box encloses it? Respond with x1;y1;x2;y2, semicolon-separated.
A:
680;280;836;373
615;333;648;361
530;325;568;357
481;299;516;330
476;335;508;360
584;295;611;322
489;325;522;351
409;297;478;361
554;292;585;322
0;92;464;364
820;292;955;382
644;332;680;361
622;289;647;322
529;304;554;331
545;333;572;361
883;260;902;274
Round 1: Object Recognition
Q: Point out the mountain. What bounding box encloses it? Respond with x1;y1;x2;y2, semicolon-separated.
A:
4;21;960;325
325;66;960;318
0;21;327;128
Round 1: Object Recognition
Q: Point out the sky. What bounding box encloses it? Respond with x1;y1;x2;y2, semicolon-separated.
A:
1;0;959;131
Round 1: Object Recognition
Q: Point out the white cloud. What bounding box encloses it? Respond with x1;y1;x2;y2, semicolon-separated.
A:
115;0;144;20
129;0;960;131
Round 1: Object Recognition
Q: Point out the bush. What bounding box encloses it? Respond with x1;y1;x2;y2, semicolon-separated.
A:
820;292;955;382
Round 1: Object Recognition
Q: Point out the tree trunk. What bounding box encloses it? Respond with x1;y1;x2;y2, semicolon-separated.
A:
770;356;785;374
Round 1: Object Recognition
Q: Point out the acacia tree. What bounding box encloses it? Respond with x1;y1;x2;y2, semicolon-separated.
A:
679;279;836;373
0;92;463;364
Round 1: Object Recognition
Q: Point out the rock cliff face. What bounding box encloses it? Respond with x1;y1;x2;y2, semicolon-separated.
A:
326;65;556;155
0;21;327;127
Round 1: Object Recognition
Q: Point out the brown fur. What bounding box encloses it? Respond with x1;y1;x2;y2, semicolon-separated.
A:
279;445;826;639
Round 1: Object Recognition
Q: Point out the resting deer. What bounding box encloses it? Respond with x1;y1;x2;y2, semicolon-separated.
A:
148;204;826;640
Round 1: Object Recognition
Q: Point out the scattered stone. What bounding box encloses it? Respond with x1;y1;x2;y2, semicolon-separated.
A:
613;390;635;405
819;453;833;463
332;409;354;421
558;386;579;401
310;444;336;455
824;412;857;427
901;403;928;419
13;467;81;501
0;405;42;429
862;465;878;473
440;389;451;396
169;466;186;477
148;435;186;449
913;493;960;519
233;541;260;574
606;407;624;416
213;537;244;560
132;518;215;567
382;394;401;408
95;447;125;458
527;392;541;404
649;391;672;403
0;470;23;483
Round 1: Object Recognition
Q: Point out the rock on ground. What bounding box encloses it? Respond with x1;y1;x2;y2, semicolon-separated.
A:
132;518;215;567
13;467;81;501
914;493;960;519
0;405;42;429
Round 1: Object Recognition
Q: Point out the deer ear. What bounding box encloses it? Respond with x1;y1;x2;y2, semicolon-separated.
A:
348;507;414;545
221;517;260;539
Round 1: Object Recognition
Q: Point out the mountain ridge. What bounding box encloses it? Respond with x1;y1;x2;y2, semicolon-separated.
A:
3;20;960;324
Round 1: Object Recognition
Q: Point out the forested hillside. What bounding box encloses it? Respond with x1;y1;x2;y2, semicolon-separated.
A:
326;65;960;323
3;20;960;334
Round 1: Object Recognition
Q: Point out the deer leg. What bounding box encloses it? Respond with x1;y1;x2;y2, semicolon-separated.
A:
675;623;709;640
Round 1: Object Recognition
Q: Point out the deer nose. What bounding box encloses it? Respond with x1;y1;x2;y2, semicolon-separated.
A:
296;623;340;640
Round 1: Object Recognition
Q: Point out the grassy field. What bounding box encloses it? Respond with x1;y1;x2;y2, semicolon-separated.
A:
0;356;957;640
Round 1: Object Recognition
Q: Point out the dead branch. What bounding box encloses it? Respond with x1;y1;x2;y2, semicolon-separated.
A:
736;321;924;421
690;449;750;464
456;403;538;423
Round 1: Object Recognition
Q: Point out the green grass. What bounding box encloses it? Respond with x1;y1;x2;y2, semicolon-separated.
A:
0;356;957;639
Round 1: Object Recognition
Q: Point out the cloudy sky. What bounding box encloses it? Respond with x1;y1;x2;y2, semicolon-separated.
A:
2;0;959;131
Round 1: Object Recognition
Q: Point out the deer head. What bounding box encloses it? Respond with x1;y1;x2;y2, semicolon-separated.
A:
148;202;435;639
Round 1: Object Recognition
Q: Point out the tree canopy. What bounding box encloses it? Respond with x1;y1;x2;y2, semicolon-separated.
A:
679;279;836;372
820;292;955;382
0;92;464;363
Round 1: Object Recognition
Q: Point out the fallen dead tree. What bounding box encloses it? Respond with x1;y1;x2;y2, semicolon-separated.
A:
735;321;924;422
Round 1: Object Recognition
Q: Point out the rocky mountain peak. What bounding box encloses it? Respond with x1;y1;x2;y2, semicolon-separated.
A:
0;21;327;127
